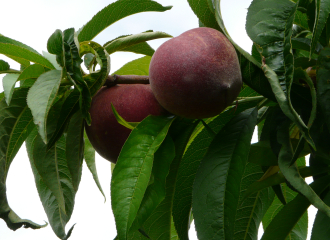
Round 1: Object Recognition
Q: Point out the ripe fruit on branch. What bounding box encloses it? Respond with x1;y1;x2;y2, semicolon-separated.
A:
149;27;242;119
85;84;167;163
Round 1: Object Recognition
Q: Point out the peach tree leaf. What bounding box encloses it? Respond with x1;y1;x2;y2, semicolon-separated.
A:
310;0;330;57
26;128;76;239
0;88;40;231
104;31;171;55
66;110;84;192
0;60;10;73
172;98;265;240
27;69;63;143
134;118;199;240
187;0;221;31
2;74;19;105
261;175;330;240
129;134;176;233
83;131;106;201
113;56;151;76
311;191;330;239
0;35;55;69
192;108;258;240
77;0;172;42
111;115;175;240
262;157;308;240
277;121;330;217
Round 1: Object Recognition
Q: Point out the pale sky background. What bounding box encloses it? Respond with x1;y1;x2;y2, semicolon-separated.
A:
0;0;316;239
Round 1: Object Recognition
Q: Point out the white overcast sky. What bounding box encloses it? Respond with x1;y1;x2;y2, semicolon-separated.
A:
0;0;316;240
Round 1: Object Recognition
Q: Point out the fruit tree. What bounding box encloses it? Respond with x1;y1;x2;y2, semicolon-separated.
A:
1;0;330;240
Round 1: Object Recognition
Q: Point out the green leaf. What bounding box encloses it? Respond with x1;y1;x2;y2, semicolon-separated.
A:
277;121;330;217
261;64;314;149
113;56;151;75
111;115;174;240
66;110;84;192
187;0;221;31
46;89;80;150
104;31;171;55
311;191;330;239
47;29;64;55
317;47;330;130
119;42;155;56
32;133;67;214
136;118;199;240
192;108;258;240
43;51;62;70
294;10;310;30
0;88;34;180
0;35;55;69
232;162;275;240
80;41;110;96
111;104;136;130
17;64;45;81
261;175;330;240
246;0;298;96
172;96;264;240
244;165;329;200
248;141;278;166
0;59;10;72
84;131;106;200
292;38;323;54
78;0;172;42
129;134;175;232
0;88;41;231
27;69;63;143
310;0;330;57
26;128;76;239
2;74;19;105
262;182;308;240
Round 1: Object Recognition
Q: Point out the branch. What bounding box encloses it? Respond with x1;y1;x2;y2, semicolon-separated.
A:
105;75;149;87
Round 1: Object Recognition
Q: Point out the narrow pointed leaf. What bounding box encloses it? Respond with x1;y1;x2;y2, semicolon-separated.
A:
129;135;175;232
138;118;199;240
317;47;330;131
47;89;80;149
27;69;63;143
113;56;151;75
66;110;84;192
262;64;314;148
173;96;264;240
80;41;110;96
192;108;258;240
311;191;330;239
0;60;10;72
17;64;45;82
187;0;221;31
277;121;330;217
2;74;19;105
32;133;67;214
104;31;171;55
26;128;76;239
84;131;106;200
111;115;174;240
0;35;55;69
261;175;330;240
310;0;330;57
78;0;172;42
0;88;42;230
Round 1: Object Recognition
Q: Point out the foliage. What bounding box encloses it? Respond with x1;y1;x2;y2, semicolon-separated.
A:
1;0;330;239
